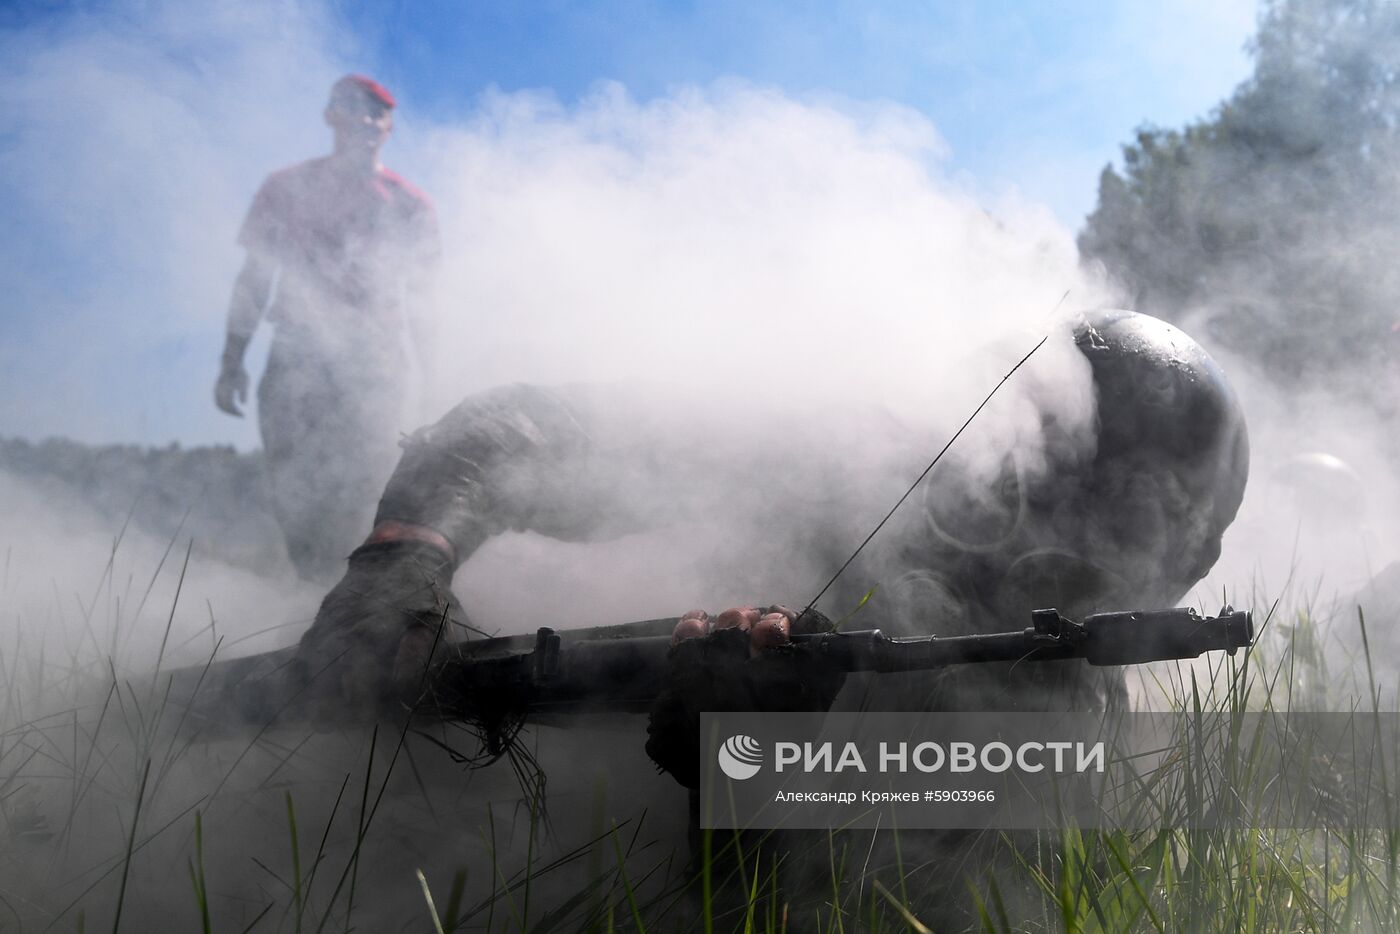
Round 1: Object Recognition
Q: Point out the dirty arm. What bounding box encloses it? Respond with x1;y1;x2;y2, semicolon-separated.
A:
369;383;644;566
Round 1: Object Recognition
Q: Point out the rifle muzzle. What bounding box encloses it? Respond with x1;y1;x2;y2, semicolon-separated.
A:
1080;607;1253;666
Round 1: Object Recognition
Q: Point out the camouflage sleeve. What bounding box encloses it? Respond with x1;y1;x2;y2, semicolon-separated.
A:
373;384;642;565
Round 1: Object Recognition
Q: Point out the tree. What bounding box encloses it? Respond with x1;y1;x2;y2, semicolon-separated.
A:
1080;0;1400;388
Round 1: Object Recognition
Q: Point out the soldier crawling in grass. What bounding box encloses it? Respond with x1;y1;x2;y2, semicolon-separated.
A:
288;308;1249;917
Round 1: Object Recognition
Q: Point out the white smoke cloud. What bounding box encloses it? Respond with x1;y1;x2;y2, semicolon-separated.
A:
0;469;320;669
1189;360;1400;613
0;0;1107;450
0;0;1122;636
407;80;1100;424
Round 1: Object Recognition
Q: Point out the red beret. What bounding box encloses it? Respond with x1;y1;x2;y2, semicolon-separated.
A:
329;74;396;110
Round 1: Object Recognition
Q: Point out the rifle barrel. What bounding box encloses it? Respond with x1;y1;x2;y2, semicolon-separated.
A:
168;607;1254;729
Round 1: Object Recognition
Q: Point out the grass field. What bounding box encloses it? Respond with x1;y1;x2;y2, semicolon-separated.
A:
2;528;1399;933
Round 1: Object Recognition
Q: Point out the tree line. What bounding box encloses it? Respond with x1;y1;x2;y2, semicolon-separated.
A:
1079;0;1400;401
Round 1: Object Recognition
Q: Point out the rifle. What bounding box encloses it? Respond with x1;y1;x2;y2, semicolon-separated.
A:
167;606;1252;739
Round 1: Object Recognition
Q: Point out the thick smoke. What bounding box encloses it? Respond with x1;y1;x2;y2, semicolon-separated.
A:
0;0;1113;625
408;83;1091;418
0;1;1182;930
403;84;1110;625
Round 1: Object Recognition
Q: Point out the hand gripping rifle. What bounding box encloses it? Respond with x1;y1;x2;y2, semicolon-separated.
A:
168;606;1253;741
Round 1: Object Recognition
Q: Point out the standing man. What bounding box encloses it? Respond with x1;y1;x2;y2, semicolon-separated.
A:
215;74;441;581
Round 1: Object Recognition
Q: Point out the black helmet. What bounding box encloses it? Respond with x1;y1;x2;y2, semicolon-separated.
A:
1070;308;1250;596
909;309;1250;624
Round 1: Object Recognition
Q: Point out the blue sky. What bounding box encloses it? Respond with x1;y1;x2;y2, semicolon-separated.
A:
341;0;1257;224
0;0;1259;447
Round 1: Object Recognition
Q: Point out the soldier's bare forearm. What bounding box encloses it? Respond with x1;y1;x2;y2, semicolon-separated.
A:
223;252;276;352
220;332;251;370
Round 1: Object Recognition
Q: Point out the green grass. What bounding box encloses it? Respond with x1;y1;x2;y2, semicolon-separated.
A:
2;536;1400;932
